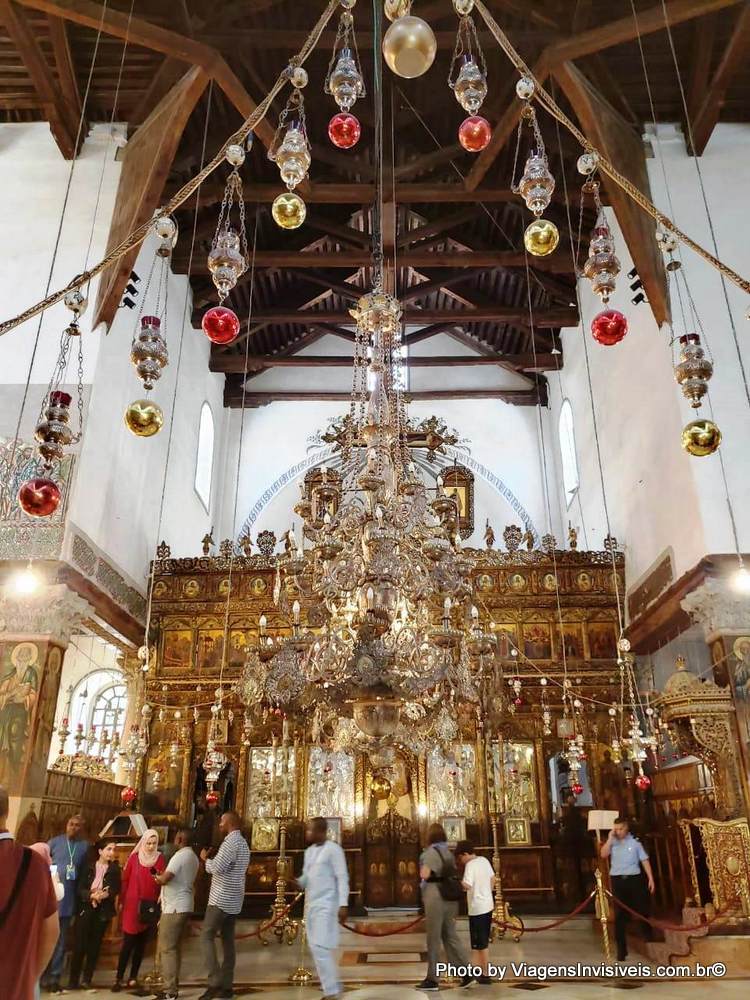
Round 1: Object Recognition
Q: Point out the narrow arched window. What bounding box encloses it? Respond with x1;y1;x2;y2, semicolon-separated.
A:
559;399;579;508
195;402;215;510
90;683;128;755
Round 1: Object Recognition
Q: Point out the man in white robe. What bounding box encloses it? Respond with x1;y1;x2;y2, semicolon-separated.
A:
296;816;349;1000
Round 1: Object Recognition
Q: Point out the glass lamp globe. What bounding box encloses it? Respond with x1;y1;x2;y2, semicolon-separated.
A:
271;191;307;230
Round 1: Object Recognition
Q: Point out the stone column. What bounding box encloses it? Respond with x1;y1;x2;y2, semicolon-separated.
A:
681;579;750;815
0;583;92;832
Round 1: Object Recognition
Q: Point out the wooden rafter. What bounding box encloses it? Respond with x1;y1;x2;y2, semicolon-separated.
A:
0;0;79;158
223;386;545;408
47;14;82;131
167;182;537;208
14;0;275;147
464;0;743;192
206;306;577;327
210;354;561;374
553;61;669;326
93;66;209;327
690;2;750;155
545;0;743;63
178;249;571;273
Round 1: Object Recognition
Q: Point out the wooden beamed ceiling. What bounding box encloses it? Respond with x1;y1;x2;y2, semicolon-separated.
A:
2;0;748;406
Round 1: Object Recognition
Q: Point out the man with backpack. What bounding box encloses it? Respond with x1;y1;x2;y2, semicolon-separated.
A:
417;823;473;992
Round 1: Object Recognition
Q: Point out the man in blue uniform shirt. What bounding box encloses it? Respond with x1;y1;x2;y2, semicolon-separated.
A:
601;816;655;961
43;813;89;991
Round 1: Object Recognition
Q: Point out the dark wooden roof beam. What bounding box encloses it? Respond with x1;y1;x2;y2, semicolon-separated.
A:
223;386;546;408
690;2;750;155
0;1;79;157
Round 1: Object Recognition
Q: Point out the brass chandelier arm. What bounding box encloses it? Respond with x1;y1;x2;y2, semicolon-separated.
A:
472;0;750;299
0;0;341;339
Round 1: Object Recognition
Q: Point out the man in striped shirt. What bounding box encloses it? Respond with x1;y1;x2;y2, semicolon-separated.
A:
198;811;250;1000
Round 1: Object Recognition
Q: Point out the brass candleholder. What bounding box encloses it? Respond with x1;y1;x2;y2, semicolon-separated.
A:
490;811;523;942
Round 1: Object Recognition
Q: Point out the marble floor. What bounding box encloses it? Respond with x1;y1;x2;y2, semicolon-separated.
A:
55;914;747;1000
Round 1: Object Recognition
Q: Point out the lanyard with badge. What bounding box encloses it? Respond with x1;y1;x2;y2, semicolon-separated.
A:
65;839;78;881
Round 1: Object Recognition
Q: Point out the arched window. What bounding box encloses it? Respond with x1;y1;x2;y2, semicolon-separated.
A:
90;683;127;754
195;402;215;510
64;667;127;758
558;399;579;507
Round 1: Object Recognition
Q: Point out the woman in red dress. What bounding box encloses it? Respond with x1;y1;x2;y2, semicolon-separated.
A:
113;829;165;991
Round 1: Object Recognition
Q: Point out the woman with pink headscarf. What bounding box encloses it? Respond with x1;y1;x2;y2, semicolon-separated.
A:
113;829;165;991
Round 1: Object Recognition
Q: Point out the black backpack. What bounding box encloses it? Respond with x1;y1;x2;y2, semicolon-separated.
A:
434;844;463;902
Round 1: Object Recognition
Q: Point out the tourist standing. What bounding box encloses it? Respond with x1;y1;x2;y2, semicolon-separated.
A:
199;811;250;1000
114;829;165;991
0;786;60;1000
44;812;88;991
600;816;655;961
417;824;473;992
296;817;349;1000
68;839;121;989
455;841;495;984
155;828;199;1000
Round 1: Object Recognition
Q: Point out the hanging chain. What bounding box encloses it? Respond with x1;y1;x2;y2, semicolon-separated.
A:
448;14;487;89
268;88;308;162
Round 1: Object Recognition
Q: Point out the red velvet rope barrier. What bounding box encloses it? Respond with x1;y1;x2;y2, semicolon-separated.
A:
492;889;595;933
341;914;426;936
605;890;725;932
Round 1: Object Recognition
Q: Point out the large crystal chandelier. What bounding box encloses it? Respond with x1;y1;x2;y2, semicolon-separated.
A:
238;277;495;760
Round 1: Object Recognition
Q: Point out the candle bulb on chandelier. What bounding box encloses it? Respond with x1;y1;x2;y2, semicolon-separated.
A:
366;587;374;610
471;605;479;620
292;600;301;624
259;614;267;636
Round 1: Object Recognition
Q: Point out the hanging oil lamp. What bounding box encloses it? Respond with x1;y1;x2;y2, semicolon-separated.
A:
674;333;713;408
449;11;490;152
18;293;87;517
513;96;558;256
269;79;310;230
130;315;168;391
202;145;248;344
125;215;176;436
583;211;621;306
325;4;365;149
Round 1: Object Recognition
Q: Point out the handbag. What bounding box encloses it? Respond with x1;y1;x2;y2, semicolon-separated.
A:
434;845;463;902
138;899;161;924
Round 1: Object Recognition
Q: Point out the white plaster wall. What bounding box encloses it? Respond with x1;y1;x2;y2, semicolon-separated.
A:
66;235;226;583
220;395;562;550
0;124;121;395
547;216;708;587
547;125;750;592
645;124;750;558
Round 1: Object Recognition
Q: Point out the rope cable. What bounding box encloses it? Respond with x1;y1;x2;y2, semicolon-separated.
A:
0;0;341;340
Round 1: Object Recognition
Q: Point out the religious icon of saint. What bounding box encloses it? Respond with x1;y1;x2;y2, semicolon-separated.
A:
0;642;39;786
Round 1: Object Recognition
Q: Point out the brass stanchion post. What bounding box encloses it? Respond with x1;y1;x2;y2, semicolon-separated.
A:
594;868;611;963
289;913;314;984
